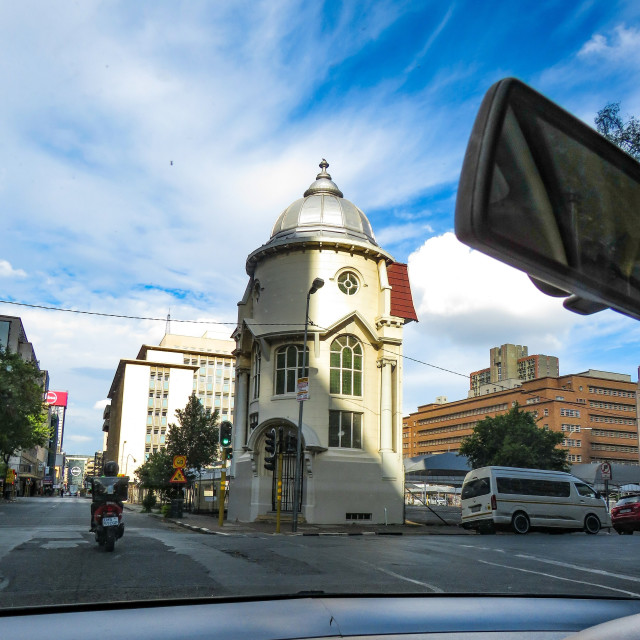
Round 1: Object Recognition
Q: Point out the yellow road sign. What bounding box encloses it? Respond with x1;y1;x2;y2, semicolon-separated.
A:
173;455;187;469
170;468;187;483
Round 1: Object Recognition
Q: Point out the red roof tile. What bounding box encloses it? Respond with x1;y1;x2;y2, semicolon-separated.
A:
388;262;418;323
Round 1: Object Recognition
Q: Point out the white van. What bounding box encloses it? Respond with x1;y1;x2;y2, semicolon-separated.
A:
460;466;611;534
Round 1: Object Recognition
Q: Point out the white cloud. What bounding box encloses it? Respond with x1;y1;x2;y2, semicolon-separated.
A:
0;260;26;278
66;434;93;443
93;399;110;410
407;232;575;347
376;222;434;248
578;25;640;61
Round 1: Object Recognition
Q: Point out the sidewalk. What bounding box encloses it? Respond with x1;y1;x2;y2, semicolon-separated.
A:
123;503;470;536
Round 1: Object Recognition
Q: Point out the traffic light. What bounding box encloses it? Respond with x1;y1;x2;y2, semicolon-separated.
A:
284;433;297;454
220;420;233;448
264;428;276;471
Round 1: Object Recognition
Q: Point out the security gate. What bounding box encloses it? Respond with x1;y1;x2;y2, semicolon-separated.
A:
271;429;302;512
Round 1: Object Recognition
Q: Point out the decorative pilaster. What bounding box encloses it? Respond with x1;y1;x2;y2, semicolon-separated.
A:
377;357;397;479
231;366;250;476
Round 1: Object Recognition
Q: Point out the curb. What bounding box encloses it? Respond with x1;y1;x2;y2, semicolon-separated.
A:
126;505;467;536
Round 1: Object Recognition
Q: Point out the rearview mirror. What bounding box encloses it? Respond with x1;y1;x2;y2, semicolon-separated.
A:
455;78;640;321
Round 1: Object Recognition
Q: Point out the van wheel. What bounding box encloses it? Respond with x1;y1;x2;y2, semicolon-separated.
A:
584;514;601;535
512;512;530;534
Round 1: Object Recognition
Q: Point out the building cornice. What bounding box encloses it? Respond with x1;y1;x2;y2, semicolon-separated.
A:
245;237;395;276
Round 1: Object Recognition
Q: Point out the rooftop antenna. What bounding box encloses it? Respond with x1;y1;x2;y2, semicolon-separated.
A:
166;309;171;335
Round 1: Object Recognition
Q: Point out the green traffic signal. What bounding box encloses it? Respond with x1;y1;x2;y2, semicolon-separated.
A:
220;420;233;448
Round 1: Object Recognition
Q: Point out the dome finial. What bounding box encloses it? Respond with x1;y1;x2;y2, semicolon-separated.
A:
304;158;343;197
317;158;330;179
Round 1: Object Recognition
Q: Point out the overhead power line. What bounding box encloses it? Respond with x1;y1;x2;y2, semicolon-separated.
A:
1;298;635;421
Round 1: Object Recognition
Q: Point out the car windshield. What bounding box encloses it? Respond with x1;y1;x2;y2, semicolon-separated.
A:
616;496;640;507
1;1;639;612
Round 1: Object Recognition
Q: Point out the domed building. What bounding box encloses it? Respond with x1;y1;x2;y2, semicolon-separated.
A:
228;160;417;525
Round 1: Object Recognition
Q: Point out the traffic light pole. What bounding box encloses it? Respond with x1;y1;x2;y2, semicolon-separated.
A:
276;451;283;533
292;289;311;533
218;468;226;527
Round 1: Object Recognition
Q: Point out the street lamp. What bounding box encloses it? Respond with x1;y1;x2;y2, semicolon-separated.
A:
119;441;127;471
292;277;324;533
124;454;136;476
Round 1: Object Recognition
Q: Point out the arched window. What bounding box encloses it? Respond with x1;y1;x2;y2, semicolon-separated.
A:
275;345;309;395
330;335;362;396
252;344;261;399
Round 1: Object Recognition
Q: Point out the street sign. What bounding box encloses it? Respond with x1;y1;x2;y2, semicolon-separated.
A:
5;469;16;484
173;455;187;469
296;377;309;401
600;462;612;480
170;468;187;483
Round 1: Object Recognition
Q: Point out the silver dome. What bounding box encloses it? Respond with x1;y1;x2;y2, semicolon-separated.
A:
269;160;378;246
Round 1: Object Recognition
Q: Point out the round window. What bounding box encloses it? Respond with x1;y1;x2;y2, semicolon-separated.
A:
337;271;360;295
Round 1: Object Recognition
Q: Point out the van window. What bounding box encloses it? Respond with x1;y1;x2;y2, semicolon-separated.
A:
575;483;598;498
496;477;570;497
461;478;490;499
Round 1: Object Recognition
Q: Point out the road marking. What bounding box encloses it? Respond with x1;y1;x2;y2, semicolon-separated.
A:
356;560;443;593
516;554;640;584
478;559;640;598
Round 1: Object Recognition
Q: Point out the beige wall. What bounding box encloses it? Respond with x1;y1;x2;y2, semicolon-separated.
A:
230;245;406;524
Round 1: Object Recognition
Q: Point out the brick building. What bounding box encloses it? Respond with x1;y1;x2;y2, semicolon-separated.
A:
403;369;639;466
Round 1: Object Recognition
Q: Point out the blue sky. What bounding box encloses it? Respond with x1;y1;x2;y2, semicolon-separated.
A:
1;1;639;456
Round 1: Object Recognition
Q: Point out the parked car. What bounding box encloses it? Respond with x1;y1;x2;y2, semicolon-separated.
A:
611;495;640;535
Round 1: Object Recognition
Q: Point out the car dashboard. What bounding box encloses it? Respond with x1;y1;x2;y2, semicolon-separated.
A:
3;595;640;640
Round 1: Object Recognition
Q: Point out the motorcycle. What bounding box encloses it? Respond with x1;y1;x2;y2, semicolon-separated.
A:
90;474;129;552
93;501;124;552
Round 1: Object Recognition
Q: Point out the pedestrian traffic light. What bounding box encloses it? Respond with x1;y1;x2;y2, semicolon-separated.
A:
220;420;233;448
264;428;276;471
284;433;297;454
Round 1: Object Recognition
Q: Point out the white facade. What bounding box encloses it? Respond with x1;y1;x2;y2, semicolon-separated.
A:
104;333;235;474
228;161;416;524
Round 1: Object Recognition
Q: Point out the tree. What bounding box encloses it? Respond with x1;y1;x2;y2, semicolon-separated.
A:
166;393;219;472
595;102;640;160
0;347;50;466
458;404;568;471
134;449;176;501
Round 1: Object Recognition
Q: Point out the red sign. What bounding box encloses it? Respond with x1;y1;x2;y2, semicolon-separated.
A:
45;391;68;407
170;469;187;484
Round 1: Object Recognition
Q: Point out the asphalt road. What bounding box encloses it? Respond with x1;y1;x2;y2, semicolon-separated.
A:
1;497;639;608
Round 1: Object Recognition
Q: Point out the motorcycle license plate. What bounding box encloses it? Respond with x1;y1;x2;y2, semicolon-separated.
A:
102;516;119;526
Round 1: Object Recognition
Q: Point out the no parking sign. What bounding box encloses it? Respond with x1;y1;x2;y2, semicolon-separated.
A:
600;462;612;480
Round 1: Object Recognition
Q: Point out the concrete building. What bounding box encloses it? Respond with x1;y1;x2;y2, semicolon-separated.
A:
229;160;417;524
469;344;559;397
404;369;639;466
1;315;52;496
104;332;235;475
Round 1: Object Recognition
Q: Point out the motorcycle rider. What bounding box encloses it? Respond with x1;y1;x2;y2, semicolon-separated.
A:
90;460;122;532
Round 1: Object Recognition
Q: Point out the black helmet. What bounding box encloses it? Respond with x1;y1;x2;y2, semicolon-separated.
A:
104;460;119;476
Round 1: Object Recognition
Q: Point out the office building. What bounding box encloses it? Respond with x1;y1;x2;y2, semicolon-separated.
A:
404;369;639;466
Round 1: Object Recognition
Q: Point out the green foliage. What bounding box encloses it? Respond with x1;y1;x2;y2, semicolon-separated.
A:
166;393;219;474
141;490;157;513
161;504;171;518
0;347;50;464
595;102;640;160
458;404;569;472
